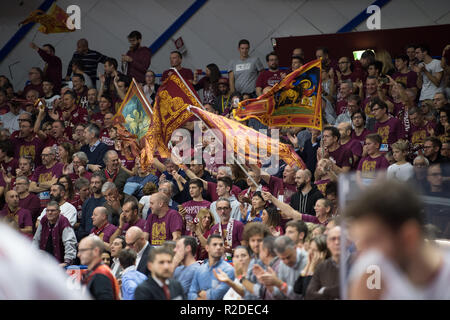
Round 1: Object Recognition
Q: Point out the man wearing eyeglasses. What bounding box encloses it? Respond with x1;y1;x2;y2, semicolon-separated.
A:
78;235;120;300
29;146;64;210
33;200;77;268
125;226;152;277
371;97;405;151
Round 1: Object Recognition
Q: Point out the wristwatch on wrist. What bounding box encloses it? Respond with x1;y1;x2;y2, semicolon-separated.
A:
239;276;246;284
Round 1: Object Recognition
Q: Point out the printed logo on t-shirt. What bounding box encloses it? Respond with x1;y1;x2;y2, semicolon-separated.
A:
361;160;377;179
151;222;166;246
236;63;251;72
20;145;36;160
377;126;389;144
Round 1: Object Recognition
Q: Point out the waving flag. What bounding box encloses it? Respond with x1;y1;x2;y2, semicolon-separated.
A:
140;69;203;169
189;106;306;169
19;3;75;34
112;78;152;160
233;59;323;130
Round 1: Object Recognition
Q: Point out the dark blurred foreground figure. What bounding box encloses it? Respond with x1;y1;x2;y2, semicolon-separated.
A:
345;179;450;299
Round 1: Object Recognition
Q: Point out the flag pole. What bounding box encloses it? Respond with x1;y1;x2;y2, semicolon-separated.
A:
171;68;205;110
187;105;259;187
133;78;153;114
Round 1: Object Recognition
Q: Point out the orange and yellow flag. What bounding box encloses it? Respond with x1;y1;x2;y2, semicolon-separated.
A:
140;69;203;169
19;3;75;34
233;59;323;131
189;106;306;169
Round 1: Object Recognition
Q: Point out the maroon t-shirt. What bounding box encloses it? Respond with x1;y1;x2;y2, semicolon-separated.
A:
341;139;363;169
91;112;108;128
118;152;135;171
328;145;353;170
181;200;211;224
392;71;418;89
256;70;284;89
100;129;114;147
31;162;64;208
0;158;19;177
351;128;371;146
58;106;89;138
357;154;390;179
19;193;41;223
11;135;44;166
161;68;194;83
122;218;146;235
408;121;436;147
23;83;44;98
336;99;348;116
210;219;244;249
0;103;10;115
374;116;405;147
268;176;297;204
126;46;152;84
0;207;33;237
144;209;184;246
90;223;118;243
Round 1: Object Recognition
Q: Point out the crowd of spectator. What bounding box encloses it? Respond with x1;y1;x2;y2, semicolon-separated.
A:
0;29;449;300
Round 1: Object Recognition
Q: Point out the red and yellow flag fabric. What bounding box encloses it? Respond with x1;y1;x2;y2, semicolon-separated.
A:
189;106;306;169
19;3;75;34
233;59;323;130
140;69;203;169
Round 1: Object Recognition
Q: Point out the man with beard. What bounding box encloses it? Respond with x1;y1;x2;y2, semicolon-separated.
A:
11;118;44;166
251;163;298;204
255;52;286;96
371;97;405;150
188;234;235;300
121;31;151;84
289;169;323;216
36;183;77;228
81;123;110;172
78;172;106;240
214;78;232;115
338;122;363;169
346;181;450;299
134;246;185;300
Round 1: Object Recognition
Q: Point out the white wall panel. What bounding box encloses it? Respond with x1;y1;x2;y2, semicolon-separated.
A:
1;0;449;91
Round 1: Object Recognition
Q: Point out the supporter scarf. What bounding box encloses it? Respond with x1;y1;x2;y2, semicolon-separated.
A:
104;168;118;182
92;222;108;237
6;206;20;225
218;219;234;247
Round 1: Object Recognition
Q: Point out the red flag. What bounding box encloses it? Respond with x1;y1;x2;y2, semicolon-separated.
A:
189;106;306;170
234;59;323;130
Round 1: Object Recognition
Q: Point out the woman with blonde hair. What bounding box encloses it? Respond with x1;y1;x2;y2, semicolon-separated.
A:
190;208;216;260
375;49;395;76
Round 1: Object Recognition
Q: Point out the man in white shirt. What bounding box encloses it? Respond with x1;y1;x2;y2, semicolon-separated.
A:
36;183;77;228
125;226;152;277
413;44;444;102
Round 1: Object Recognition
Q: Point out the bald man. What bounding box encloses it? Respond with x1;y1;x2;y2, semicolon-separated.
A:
90;206;118;248
143;192;183;246
338;122;363;169
125;226;152;276
66;38;108;87
290;169;324;216
0;190;33;236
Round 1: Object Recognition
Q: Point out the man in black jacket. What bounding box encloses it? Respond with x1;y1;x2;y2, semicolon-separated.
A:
290;169;323;216
134;246;185;300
